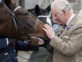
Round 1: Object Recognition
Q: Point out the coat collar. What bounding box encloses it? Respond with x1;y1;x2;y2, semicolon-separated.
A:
66;15;78;29
60;15;78;37
66;14;75;26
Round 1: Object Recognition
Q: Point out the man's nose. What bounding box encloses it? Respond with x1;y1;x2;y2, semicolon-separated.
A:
52;16;56;21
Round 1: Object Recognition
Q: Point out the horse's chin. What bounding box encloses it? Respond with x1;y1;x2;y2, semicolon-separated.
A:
30;36;49;46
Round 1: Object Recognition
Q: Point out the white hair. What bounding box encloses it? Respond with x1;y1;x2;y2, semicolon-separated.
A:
78;10;82;17
51;0;73;13
78;10;82;21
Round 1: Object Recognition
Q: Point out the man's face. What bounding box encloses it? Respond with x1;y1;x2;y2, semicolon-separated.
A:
51;7;67;24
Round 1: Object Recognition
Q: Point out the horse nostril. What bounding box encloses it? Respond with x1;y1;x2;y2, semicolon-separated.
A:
31;36;39;46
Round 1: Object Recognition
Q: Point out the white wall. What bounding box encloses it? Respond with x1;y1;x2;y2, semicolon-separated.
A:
24;0;53;10
24;0;39;9
81;0;82;9
38;0;53;9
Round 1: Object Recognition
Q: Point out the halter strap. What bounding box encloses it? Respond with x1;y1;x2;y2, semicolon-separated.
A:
3;3;18;36
14;6;22;12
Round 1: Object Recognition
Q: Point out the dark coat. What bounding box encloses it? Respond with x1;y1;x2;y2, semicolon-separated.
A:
28;47;53;62
0;38;38;62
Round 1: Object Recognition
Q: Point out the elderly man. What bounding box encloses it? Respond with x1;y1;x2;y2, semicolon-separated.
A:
43;0;82;62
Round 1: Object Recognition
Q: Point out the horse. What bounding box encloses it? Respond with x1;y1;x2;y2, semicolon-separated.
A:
0;0;49;45
28;5;51;17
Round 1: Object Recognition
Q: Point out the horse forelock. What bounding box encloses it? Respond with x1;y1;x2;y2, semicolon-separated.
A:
18;12;35;32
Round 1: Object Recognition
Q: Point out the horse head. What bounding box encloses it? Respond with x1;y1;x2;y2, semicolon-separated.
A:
14;10;49;45
0;0;49;45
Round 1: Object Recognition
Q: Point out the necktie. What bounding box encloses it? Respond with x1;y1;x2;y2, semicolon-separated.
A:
60;24;67;35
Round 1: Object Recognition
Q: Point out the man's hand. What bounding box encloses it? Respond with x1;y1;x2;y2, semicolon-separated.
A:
43;24;55;39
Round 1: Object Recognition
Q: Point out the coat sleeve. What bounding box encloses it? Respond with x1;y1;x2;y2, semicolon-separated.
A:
50;25;82;56
0;38;8;50
15;40;38;51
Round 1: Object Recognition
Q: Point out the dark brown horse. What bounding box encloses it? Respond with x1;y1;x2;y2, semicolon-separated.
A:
0;0;49;45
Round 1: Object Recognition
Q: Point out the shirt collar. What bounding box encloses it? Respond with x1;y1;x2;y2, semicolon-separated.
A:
66;14;75;25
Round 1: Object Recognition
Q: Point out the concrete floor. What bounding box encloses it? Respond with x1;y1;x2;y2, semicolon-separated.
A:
17;51;33;62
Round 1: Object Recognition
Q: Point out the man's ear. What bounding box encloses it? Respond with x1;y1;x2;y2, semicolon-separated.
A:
62;9;68;15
